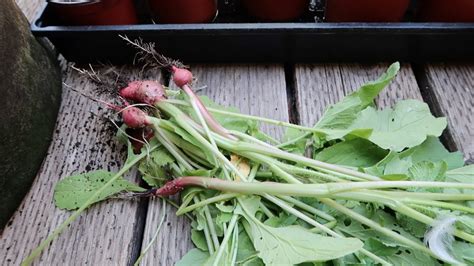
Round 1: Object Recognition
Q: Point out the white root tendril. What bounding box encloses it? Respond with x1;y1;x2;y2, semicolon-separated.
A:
424;216;464;265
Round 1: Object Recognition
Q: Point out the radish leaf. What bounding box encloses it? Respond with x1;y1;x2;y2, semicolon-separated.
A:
401;137;464;170
316;62;400;130
315;138;388;167
138;147;174;187
236;197;363;265
54;170;144;210
176;248;209;266
349;100;447;151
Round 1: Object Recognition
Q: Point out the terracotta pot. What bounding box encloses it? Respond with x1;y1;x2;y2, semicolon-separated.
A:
418;0;474;22
325;0;410;22
49;0;138;26
241;0;309;22
149;0;217;24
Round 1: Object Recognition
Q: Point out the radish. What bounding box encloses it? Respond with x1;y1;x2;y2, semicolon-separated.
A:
121;106;150;128
120;80;166;105
171;66;193;87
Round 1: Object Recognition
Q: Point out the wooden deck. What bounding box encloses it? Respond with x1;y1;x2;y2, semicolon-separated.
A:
1;2;473;265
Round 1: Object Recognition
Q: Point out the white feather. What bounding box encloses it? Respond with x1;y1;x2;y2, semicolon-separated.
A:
424;216;463;265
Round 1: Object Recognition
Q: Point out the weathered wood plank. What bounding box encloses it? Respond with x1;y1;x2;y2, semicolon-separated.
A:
140;64;289;265
419;64;474;163
294;64;422;126
0;67;153;265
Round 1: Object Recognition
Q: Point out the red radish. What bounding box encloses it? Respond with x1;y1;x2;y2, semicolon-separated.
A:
171;66;193;87
120;80;166;105
154;178;187;196
121;106;150;128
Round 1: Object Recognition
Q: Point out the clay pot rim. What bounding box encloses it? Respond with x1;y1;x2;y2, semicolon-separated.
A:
48;0;101;6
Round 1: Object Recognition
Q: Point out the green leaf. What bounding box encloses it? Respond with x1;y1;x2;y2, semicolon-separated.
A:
314;138;388;168
384;249;441;266
400;137;464;170
395;213;427;238
335;204;421;248
191;229;208;251
406;161;447;193
138;147;174;187
54;170;144;210
408;161;447;184
364;238;398;257
349;100;447;151
176;248;209;266
445;165;474;207
236;197;363;265
264;212;298;228
316;62;400;130
452;241;474;263
446;164;474;182
236;226;264;266
281;128;310;155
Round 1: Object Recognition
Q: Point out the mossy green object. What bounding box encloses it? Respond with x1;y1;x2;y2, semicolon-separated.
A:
0;0;62;228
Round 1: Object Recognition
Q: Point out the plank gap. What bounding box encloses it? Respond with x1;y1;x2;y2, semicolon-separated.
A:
412;64;459;153
127;178;151;266
284;64;300;124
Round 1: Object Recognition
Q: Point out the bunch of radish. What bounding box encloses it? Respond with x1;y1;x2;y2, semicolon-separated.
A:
23;43;474;266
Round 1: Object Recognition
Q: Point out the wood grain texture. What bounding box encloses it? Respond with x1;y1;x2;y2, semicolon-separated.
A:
294;64;422;127
421;64;474;163
0;67;155;265
140;64;289;265
15;0;43;22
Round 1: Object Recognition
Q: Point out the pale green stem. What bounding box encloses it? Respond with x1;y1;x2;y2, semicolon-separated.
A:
230;130;280;148
230;222;239;266
161;130;212;167
164;99;323;135
232;143;381;181
393;203;474;243
309;220;337;233
282;164;345;182
331;192;474;243
198;196;220;250
259;202;275;218
372;190;474;201
152;125;196;170
247;163;260;182
186;91;219;164
202;219;215;255
185;177;474;197
177;193;238;215
405;199;474;214
213;214;239;266
149;111;246;182
322;198;435;256
280;195;335;221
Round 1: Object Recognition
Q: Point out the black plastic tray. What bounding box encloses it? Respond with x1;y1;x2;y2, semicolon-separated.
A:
31;3;474;63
